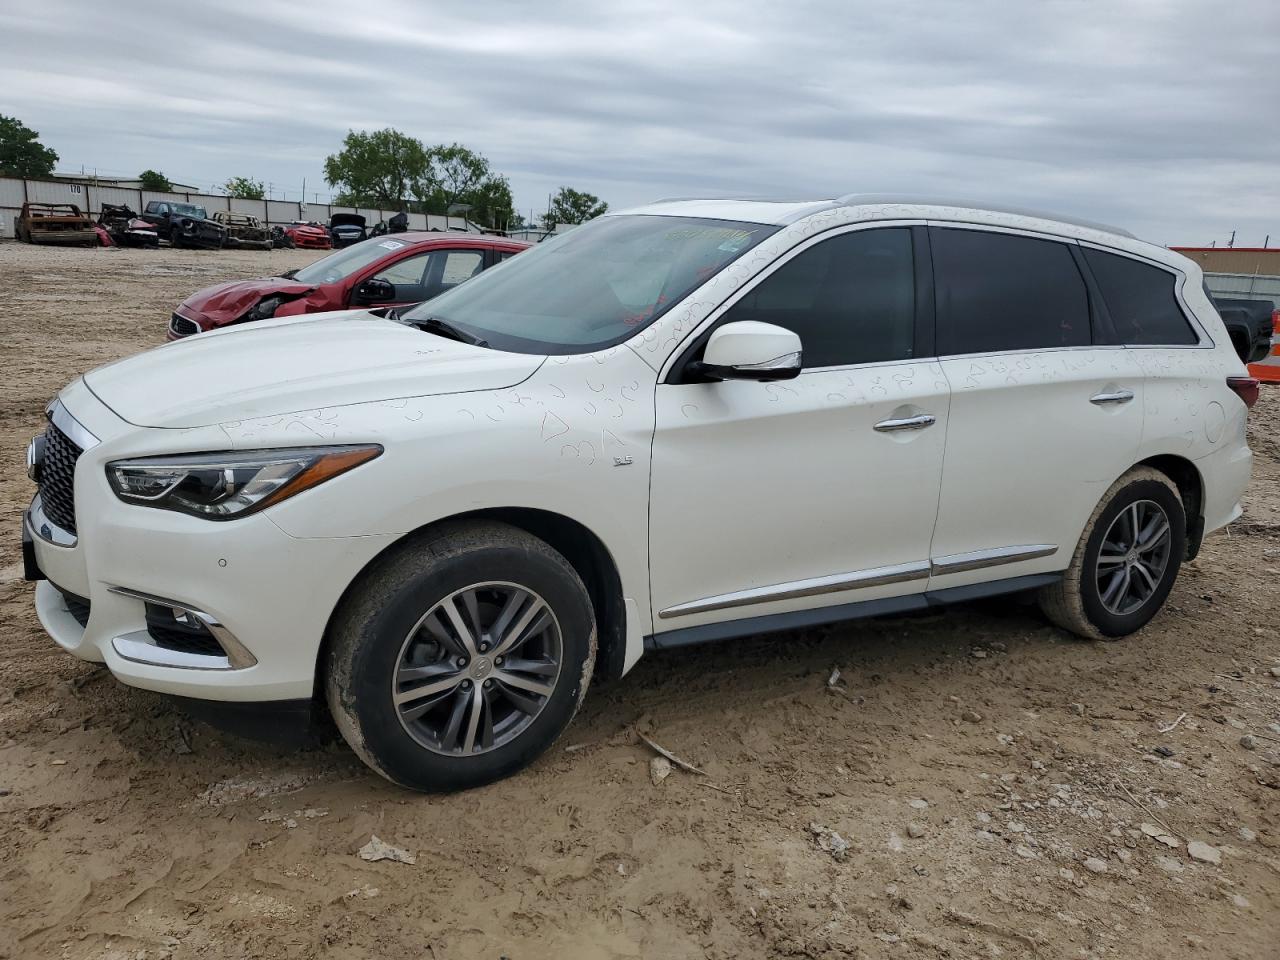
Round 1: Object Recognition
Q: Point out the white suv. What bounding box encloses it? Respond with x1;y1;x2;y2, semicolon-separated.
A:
24;196;1257;790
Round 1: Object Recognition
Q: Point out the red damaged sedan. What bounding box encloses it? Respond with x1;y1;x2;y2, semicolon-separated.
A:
168;233;528;339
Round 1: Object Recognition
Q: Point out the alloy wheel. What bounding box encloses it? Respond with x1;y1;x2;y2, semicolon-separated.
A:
1095;500;1172;616
392;582;563;755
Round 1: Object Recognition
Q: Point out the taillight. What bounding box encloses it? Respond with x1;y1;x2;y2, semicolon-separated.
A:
1272;309;1279;335
1227;376;1260;409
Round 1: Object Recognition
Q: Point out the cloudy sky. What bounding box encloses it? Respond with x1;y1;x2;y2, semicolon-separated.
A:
2;0;1277;243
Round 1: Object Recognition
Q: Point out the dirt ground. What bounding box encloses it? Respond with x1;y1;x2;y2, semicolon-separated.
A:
0;241;1277;960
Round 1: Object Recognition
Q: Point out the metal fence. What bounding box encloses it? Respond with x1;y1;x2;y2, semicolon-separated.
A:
0;176;486;239
1204;272;1280;306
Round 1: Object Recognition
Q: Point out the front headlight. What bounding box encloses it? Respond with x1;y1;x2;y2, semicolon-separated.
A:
249;296;282;320
106;445;381;520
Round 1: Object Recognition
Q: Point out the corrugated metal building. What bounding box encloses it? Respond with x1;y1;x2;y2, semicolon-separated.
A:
1172;247;1280;280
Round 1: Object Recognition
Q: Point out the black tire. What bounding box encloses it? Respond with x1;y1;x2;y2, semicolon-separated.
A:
325;520;596;791
1039;467;1186;640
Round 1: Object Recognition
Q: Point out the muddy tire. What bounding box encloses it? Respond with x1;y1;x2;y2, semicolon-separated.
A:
325;521;596;792
1039;467;1185;640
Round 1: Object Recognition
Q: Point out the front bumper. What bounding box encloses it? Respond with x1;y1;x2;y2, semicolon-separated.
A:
25;387;397;703
174;225;226;249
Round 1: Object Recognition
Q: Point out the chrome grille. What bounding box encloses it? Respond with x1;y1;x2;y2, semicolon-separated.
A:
169;313;200;337
40;421;82;535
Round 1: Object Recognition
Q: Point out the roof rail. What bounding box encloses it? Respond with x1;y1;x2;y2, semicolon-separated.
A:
834;193;1136;239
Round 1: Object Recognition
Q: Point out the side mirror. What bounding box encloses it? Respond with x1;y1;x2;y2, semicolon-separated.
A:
690;321;802;382
355;277;396;303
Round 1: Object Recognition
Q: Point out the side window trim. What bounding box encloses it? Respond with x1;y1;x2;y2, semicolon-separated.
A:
1068;243;1121;346
911;224;936;361
662;220;928;384
1074;240;1210;349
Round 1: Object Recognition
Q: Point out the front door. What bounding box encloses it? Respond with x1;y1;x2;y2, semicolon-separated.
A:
648;225;950;638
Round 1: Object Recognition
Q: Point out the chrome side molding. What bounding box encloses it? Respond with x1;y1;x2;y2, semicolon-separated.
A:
658;560;931;619
659;544;1060;619
930;544;1057;575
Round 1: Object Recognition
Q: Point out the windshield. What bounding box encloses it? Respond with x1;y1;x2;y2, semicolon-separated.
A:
400;215;778;353
290;236;418;285
173;204;207;219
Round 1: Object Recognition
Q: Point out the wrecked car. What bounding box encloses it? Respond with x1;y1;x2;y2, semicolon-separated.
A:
370;211;410;237
96;204;159;248
140;201;226;249
16;203;97;246
329;213;368;248
274;221;331;250
213;211;273;250
167;233;527;338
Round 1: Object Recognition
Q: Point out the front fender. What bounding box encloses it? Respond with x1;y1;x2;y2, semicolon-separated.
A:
220;347;660;639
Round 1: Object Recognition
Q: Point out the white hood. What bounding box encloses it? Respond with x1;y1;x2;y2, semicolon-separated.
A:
84;311;544;429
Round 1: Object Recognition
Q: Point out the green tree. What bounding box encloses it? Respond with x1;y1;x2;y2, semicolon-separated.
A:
223;176;265;199
414;143;514;228
138;169;172;192
544;187;608;228
0;115;58;178
323;128;431;207
450;173;514;230
424;143;490;210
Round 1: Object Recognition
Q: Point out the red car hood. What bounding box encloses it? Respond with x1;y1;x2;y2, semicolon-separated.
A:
286;224;327;237
178;277;314;326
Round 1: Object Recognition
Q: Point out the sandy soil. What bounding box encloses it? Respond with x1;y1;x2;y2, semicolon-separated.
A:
0;241;1277;960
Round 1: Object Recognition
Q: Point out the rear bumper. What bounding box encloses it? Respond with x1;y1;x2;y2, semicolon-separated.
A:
1196;434;1253;535
28;229;97;245
223;236;272;249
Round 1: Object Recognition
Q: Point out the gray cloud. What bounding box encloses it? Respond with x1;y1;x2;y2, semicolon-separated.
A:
1;0;1276;243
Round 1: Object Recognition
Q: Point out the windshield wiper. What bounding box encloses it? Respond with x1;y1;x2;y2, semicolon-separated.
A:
277;269;298;280
406;316;489;348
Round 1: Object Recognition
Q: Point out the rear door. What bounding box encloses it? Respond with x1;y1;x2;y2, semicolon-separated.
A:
926;226;1145;590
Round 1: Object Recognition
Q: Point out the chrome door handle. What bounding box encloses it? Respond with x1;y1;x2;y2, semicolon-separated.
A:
1090;389;1135;405
874;414;936;433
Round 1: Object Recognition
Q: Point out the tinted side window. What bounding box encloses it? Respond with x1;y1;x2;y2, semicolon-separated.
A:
375;251;432;285
438;250;484;288
1082;247;1197;346
720;228;915;368
932;229;1090;355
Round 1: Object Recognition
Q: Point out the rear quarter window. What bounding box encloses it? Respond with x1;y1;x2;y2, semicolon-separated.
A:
1082;248;1198;346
